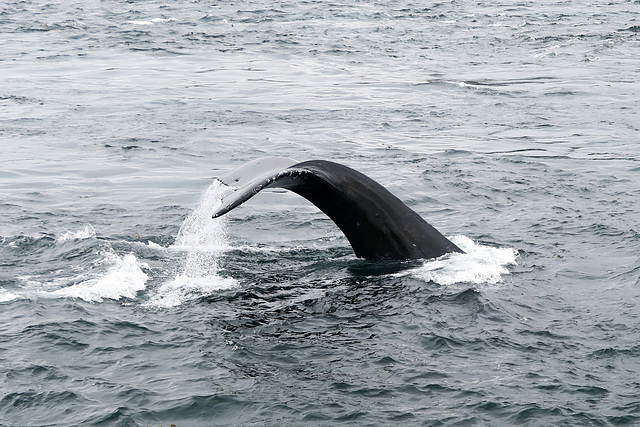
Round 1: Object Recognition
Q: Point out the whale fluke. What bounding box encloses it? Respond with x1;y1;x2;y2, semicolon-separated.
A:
213;157;463;260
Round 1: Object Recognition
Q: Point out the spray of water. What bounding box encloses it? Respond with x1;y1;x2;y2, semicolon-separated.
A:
147;180;238;308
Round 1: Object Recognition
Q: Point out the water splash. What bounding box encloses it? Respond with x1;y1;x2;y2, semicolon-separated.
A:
0;290;19;303
403;235;518;286
51;253;148;302
56;224;96;243
147;180;238;308
8;251;149;303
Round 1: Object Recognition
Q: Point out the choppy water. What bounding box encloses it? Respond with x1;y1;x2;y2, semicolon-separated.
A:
1;1;639;425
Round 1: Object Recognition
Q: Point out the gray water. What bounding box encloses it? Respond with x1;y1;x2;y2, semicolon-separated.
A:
1;1;639;425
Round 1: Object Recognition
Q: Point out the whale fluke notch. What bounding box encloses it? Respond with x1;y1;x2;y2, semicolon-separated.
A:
213;157;463;260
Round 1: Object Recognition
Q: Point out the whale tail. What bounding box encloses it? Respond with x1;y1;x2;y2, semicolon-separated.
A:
213;157;463;260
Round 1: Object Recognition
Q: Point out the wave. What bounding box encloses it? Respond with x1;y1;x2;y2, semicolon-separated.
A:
56;224;96;243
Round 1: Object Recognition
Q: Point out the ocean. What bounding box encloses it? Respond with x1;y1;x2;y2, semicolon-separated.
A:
1;0;639;425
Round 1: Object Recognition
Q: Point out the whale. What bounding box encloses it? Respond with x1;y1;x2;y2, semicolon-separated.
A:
212;157;464;260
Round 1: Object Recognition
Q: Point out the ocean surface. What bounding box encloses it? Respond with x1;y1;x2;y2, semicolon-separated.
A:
1;0;639;425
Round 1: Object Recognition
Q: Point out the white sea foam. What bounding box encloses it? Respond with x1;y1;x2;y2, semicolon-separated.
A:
126;17;177;26
148;274;237;309
9;251;149;303
146;240;164;250
403;235;518;286
147;180;238;308
0;290;19;303
51;253;148;302
129;240;166;250
56;224;96;243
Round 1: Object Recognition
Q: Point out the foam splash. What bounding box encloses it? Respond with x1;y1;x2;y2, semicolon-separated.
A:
146;240;164;250
51;253;148;302
0;290;19;303
56;224;96;243
7;252;149;303
147;180;238;308
126;17;176;26
404;235;518;286
147;274;237;309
